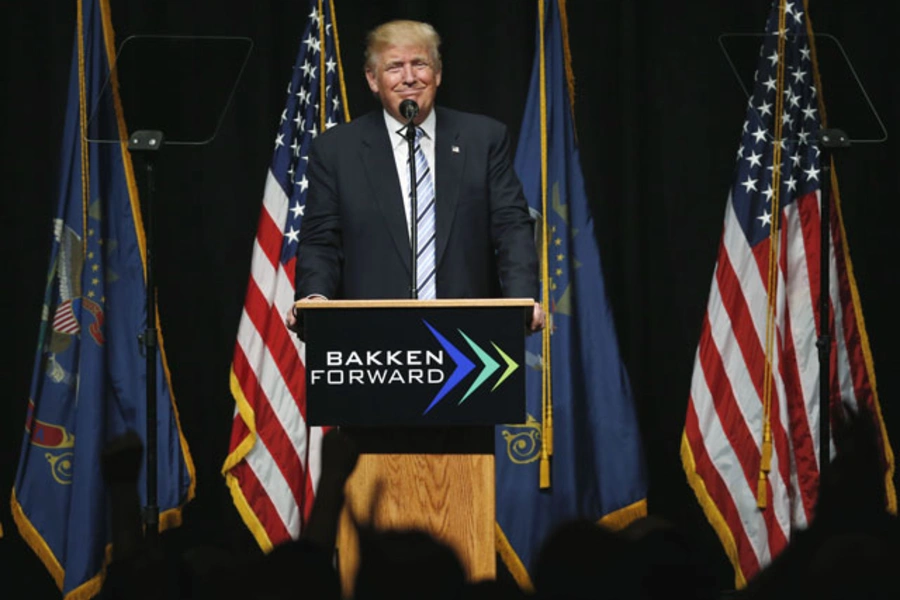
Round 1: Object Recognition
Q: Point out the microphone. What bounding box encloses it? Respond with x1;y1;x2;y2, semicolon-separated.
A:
399;99;419;122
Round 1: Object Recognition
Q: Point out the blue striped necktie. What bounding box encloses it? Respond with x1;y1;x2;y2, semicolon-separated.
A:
410;127;436;299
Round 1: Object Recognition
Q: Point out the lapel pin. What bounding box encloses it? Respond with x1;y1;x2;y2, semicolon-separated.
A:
451;145;460;153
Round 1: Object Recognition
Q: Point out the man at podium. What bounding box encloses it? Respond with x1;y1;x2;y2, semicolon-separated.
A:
287;19;544;332
282;20;542;589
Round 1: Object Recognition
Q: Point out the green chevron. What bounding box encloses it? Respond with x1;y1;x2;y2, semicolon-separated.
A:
457;331;500;404
491;342;519;390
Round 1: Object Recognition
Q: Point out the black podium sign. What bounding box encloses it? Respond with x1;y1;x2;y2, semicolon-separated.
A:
301;299;531;426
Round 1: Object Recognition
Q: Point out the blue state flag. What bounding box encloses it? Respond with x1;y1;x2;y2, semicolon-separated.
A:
495;0;648;588
11;1;195;597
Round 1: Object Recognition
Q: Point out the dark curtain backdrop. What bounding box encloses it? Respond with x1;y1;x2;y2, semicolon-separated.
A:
1;1;896;595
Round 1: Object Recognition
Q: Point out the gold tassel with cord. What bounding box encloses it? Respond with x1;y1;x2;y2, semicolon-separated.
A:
540;454;551;489
756;0;787;510
757;436;772;508
537;0;553;490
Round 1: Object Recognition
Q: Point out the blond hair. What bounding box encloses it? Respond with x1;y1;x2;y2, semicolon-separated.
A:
364;20;442;72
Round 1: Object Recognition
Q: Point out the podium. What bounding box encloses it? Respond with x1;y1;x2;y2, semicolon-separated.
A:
299;298;532;596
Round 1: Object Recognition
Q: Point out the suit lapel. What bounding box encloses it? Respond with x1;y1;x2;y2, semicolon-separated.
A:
434;108;463;268
361;112;411;273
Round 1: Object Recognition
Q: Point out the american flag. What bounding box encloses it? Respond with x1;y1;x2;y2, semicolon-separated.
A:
223;0;349;551
681;0;895;587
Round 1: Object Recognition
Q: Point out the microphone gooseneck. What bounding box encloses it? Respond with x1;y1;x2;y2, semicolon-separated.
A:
400;98;420;298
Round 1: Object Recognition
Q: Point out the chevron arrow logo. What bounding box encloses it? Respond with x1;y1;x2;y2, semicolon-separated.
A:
421;320;519;415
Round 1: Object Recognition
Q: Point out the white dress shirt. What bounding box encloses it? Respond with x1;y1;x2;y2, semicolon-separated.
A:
383;109;437;240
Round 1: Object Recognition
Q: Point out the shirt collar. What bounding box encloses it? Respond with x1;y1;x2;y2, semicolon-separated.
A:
385;108;437;149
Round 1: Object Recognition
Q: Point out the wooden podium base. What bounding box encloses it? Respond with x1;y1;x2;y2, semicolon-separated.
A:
336;453;496;597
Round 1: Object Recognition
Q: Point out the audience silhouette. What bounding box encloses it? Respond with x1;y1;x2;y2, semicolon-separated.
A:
95;405;895;599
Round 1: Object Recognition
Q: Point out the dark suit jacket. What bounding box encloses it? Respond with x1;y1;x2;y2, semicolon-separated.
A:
295;107;538;301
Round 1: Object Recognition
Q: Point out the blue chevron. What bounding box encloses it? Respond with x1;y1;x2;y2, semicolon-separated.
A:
422;320;475;414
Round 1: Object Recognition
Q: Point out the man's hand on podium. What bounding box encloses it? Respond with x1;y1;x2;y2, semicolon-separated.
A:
285;294;328;335
530;301;546;333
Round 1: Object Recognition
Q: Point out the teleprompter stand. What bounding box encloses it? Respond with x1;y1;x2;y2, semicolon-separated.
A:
719;30;887;487
86;34;252;546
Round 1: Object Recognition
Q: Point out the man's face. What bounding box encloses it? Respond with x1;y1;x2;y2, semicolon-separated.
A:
365;43;441;124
